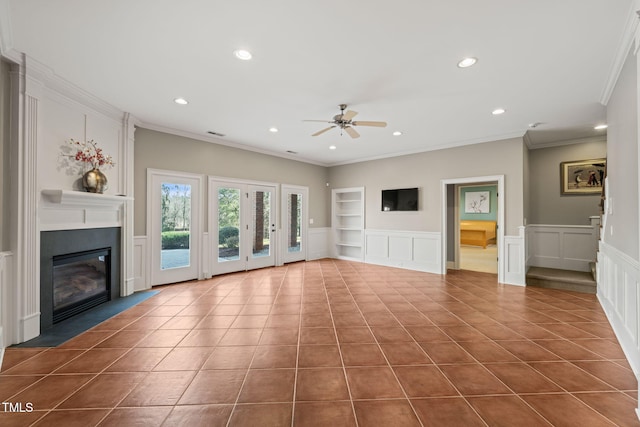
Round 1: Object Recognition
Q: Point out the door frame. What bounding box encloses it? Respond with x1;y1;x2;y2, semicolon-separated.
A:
441;175;504;283
281;184;309;264
147;168;205;286
209;176;280;275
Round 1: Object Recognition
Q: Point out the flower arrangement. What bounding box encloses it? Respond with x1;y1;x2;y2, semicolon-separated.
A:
67;139;115;169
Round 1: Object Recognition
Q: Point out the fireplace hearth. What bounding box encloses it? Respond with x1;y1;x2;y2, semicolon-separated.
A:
41;227;121;331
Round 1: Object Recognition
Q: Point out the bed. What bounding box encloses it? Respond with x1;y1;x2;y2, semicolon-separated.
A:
460;220;497;248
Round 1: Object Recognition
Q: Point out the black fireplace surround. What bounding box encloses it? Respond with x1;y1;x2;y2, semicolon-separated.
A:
40;227;121;331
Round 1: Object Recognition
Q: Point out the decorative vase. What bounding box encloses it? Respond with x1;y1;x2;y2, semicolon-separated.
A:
82;168;108;193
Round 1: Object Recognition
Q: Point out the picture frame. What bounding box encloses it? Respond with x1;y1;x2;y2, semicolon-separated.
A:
464;191;490;213
560;158;606;195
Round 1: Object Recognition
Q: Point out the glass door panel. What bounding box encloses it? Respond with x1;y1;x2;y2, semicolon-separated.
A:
160;183;192;270
287;193;302;254
281;185;307;264
251;190;271;259
218;187;241;262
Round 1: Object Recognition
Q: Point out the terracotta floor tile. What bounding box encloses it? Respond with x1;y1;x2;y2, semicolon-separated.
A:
0;348;46;372
484;363;563;393
211;304;244;315
159;316;205;330
0;375;44;401
332;313;368;327
177;328;227;347
380;342;432;365
522;394;615;426
163;404;233;427
202;346;256;370
230;315;269;329
496;340;561;362
458;341;520;363
179;370;246;404
97;406;172;426
195;315;237;329
340;343;388;366
119;371;196;406
251;345;298;369
153;346;213;371
573;360;638;390
11;374;93;409
419;341;476;364
529;361;614;392
270;304;301;315
218;328;263;346
301;313;333;328
440;364;511;396
440;325;488;342
54;348;127;374
296;368;350;401
468;395;553;426
105;347;171;372
574;338;627;359
533;339;604;360
370;326;414;343
32;409;110;427
471;323;525;341
259;328;299;345
59;372;146;408
353;400;421;427
91;316;134;331
298;345;342;368
121;315;172;330
132;328;188;347
95;330;150;348
294;401;357;427
405;326;451;342
178;304;215;316
229;403;292;426
0;410;45;426
394;365;458;397
146;304;186;316
412;397;486;426
335;327;376;343
574;392;640;427
345;367;405;399
57;331;115;349
2;349;84;375
237;369;296;403
239;304;273;315
299;327;337;345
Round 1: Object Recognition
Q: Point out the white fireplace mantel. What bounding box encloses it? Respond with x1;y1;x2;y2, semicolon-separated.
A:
40;189;134;231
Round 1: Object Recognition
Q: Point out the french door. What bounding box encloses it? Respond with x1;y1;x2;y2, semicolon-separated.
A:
281;185;308;264
149;170;203;286
211;179;277;275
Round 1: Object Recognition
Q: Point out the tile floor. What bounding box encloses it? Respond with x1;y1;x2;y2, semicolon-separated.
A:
1;260;638;426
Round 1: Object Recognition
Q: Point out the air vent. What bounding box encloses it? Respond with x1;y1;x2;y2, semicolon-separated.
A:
286;150;297;154
207;131;225;137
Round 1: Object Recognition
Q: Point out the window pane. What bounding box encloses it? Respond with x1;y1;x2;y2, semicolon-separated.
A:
288;193;302;253
161;183;191;270
218;187;241;262
252;190;271;258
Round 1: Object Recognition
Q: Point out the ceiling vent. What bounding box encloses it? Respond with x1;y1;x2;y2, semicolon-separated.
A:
207;131;225;137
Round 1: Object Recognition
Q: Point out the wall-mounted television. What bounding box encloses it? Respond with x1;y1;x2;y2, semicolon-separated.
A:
382;187;419;211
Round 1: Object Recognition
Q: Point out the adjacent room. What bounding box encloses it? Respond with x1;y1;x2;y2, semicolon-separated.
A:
1;1;639;425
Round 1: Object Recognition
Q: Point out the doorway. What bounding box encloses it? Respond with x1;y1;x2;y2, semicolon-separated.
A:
281;184;309;264
210;179;277;275
441;175;504;282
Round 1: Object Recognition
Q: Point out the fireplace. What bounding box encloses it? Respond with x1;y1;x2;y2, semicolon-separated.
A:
41;227;121;331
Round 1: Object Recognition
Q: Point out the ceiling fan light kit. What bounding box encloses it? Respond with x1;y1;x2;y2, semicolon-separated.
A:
305;104;387;139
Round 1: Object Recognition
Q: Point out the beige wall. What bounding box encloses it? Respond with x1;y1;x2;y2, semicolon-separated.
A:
528;138;607;225
605;50;639;260
328;137;525;236
133;128;330;235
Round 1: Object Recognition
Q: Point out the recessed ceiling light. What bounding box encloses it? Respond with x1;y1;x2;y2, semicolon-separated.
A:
393;131;403;136
174;97;188;105
492;108;506;115
329;145;337;150
594;124;608;130
457;57;477;68
234;49;252;60
269;127;278;133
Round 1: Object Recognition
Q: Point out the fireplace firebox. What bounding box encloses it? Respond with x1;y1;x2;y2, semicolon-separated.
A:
41;227;121;331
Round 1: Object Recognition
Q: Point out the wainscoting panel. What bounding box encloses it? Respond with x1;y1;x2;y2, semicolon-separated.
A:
133;236;149;291
0;252;14;352
527;225;597;272
365;230;441;274
308;228;331;261
597;241;640;406
503;227;526;286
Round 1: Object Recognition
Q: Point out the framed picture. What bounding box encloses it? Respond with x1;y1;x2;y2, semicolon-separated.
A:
465;191;490;213
560;158;606;195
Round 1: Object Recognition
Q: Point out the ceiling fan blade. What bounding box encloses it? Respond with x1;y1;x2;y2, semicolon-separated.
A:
345;126;360;139
303;119;333;123
341;110;358;121
312;126;336;137
352;121;387;127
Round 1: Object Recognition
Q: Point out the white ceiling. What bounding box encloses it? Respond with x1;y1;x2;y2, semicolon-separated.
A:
4;0;631;166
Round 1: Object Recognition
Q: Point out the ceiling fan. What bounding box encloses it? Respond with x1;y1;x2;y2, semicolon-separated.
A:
304;104;387;139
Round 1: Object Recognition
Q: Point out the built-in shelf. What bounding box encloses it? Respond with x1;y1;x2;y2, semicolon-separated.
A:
332;187;365;261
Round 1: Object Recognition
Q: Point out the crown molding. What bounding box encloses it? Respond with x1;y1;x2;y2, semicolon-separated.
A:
600;1;640;105
525;134;606;151
137;122;331;167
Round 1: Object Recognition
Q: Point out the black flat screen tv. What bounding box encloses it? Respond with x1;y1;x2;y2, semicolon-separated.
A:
382;188;418;211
